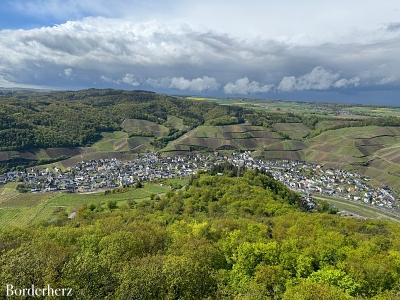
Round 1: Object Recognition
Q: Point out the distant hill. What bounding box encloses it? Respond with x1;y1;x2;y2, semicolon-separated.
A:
0;89;242;168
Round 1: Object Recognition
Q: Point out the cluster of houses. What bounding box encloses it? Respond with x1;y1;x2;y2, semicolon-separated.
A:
0;152;397;211
228;152;398;210
0;153;222;193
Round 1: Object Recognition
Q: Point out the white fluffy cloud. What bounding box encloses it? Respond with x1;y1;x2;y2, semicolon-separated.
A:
63;68;73;77
278;67;360;92
169;76;219;92
0;17;399;99
147;76;219;92
100;73;140;86
120;73;140;87
10;0;400;44
224;78;273;95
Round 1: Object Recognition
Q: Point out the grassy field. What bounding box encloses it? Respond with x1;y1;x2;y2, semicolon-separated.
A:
0;179;190;228
347;106;400;118
164;115;189;131
314;119;360;132
315;195;400;222
197;97;399;119
121;118;169;137
91;131;130;152
0;182;62;228
272;122;311;139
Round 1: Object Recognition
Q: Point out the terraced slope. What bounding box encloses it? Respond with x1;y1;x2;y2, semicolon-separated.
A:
315;120;360;131
20;121;399;197
304;126;400;163
91;131;130;152
163;124;284;152
36;120;163;169
303;126;400;193
257;140;307;160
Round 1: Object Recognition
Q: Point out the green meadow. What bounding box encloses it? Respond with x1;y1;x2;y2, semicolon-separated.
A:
0;179;188;228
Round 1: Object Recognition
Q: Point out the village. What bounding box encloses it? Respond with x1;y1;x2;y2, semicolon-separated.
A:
230;152;398;211
0;152;397;212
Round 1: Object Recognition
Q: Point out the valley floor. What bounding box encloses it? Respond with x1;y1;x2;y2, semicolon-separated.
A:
0;152;398;228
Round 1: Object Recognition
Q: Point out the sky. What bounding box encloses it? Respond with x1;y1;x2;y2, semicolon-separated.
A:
1;0;400;105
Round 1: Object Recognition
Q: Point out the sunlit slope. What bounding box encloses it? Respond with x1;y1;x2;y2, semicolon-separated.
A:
44;119;168;168
163;124;284;151
272;122;311;139
121;118;169;137
303;126;400;193
91;131;130;152
0;181;172;228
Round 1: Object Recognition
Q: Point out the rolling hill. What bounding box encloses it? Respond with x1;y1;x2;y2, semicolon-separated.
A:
301;126;400;193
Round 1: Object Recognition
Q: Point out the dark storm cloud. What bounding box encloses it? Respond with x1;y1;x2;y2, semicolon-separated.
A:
386;22;400;32
0;18;399;96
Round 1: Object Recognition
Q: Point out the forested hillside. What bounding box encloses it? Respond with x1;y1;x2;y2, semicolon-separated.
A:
1;169;399;299
0;89;243;151
5;89;399;153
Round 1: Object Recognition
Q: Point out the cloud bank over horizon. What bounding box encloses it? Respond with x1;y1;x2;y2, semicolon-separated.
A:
1;1;400;104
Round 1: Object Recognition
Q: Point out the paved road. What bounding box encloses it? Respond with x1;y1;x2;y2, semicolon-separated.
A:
314;195;400;223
